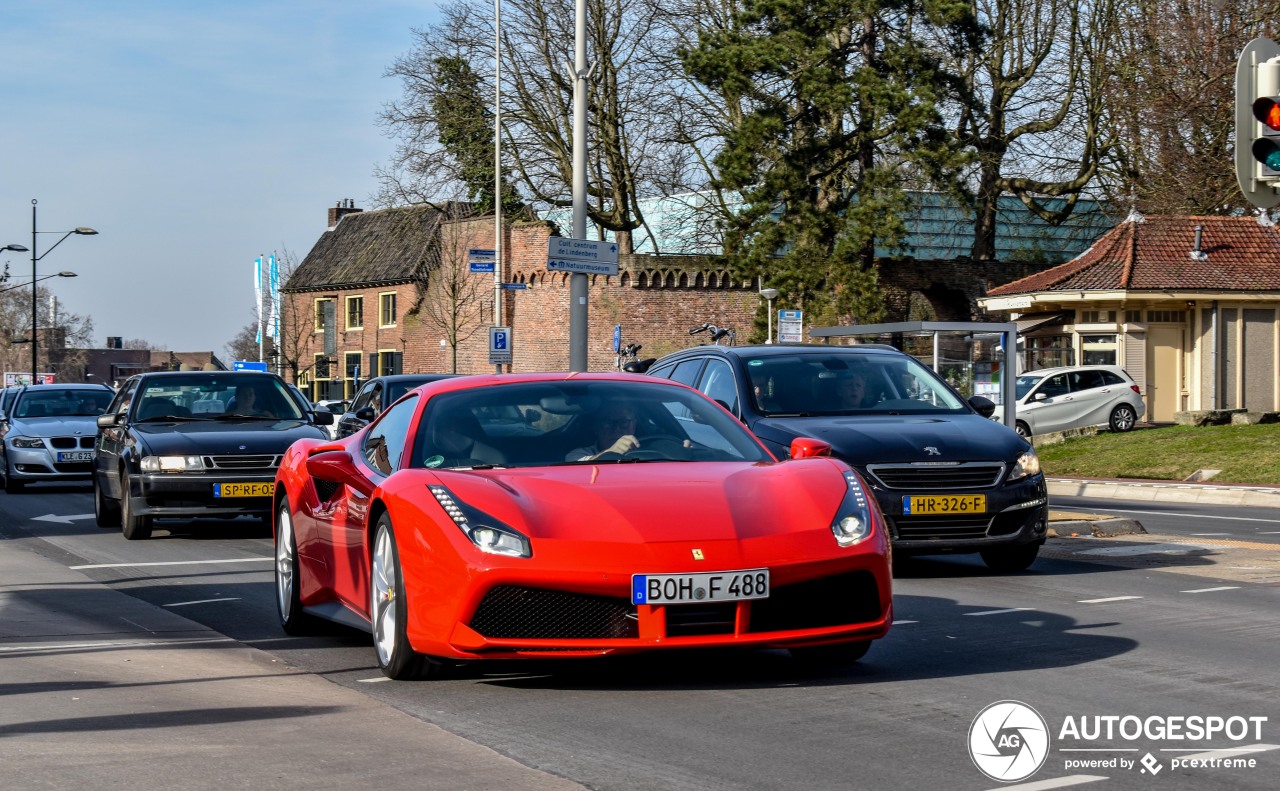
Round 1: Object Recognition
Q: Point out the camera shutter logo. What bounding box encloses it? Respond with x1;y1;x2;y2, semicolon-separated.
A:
968;700;1050;782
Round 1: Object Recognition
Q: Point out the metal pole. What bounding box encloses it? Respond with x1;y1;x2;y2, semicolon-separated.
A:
493;0;504;374
568;0;589;371
31;200;38;385
767;299;774;344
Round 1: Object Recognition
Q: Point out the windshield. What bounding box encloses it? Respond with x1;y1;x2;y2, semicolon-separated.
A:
132;375;306;421
741;351;969;415
409;380;773;469
12;388;113;418
1015;374;1044;401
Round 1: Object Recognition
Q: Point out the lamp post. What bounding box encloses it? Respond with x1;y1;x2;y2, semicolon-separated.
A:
31;199;97;385
760;288;780;344
0;271;77;295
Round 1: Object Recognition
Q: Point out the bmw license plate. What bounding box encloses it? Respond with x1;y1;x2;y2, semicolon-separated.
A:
213;482;274;498
632;569;769;605
56;451;94;463
903;494;986;515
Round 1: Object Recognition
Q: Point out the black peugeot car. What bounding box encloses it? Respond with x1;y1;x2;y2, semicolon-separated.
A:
645;343;1048;571
93;371;334;540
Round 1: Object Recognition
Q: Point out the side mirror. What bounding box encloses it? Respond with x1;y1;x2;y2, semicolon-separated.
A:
97;413;120;429
304;449;374;496
312;411;335;426
355;407;376;421
968;395;996;418
789;437;832;459
1033;392;1048;402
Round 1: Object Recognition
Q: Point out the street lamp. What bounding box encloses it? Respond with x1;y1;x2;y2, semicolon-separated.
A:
30;199;97;385
0;271;76;295
760;288;780;344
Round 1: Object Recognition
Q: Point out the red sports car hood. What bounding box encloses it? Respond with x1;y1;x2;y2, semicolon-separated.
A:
416;460;850;543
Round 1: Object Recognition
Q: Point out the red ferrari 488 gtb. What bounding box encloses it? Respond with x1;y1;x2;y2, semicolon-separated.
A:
273;373;892;679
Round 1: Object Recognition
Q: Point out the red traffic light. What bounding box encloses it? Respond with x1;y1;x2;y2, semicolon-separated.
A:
1254;96;1280;130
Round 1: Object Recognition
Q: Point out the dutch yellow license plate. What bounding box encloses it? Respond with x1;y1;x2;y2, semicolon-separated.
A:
903;494;986;515
214;482;274;498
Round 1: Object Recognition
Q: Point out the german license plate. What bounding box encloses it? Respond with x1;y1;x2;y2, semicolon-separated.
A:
632;569;769;605
213;482;274;498
56;451;94;462
903;494;986;515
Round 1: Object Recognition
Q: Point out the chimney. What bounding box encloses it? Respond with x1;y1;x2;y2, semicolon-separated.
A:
1190;225;1208;261
327;198;363;229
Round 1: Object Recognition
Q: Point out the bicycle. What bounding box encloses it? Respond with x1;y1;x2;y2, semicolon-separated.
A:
616;343;643;370
689;322;736;346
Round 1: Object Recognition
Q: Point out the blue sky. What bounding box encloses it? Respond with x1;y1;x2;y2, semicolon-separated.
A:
0;1;440;358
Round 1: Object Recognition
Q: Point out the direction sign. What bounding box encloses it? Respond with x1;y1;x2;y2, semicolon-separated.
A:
547;258;619;275
548;237;619;264
489;326;513;365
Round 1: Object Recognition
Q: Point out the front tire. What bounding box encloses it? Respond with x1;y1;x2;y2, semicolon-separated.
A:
980;543;1040;572
1109;404;1137;432
4;465;24;494
94;475;121;527
371;515;437;680
275;502;317;635
1014;421;1031;439
120;472;153;540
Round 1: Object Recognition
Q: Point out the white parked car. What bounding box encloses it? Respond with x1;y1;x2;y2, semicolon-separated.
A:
1005;365;1145;438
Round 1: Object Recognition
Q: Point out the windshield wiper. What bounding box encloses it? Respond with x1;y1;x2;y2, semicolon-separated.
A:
137;415;205;422
212;414;280;421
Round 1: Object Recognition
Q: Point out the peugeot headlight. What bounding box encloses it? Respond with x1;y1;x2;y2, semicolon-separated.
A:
140;455;205;473
1008;449;1042;481
11;437;44;449
429;484;532;558
831;471;874;547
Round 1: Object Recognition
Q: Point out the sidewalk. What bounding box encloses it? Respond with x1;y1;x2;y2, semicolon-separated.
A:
1047;475;1280;508
0;536;583;791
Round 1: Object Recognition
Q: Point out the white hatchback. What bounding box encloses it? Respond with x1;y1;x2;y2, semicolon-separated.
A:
1006;365;1145;438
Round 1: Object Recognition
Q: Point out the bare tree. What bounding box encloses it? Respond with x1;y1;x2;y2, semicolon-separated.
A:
406;207;492;373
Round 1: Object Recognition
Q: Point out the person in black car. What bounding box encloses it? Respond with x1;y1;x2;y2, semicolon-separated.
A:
232;384;274;417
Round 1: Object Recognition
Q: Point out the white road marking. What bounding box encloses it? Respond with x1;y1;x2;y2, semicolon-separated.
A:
965;607;1033;616
1180;586;1241;594
69;558;272;570
32;513;95;524
892;619;918;625
0;637;232;653
1055;507;1280;524
1163;743;1279;760
357;677;392;683
1259;531;1280;535
1078;596;1143;604
1189;532;1231;536
985;775;1108;790
164;597;242;607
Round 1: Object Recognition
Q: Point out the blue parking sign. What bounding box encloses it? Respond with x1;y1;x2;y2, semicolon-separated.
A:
489;326;513;365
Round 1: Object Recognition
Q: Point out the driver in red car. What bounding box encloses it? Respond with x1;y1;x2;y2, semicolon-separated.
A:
567;404;641;461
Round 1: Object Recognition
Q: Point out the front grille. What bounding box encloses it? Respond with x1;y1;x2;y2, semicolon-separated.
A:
53;461;93;473
204;454;280;471
888;514;993;541
666;603;736;636
866;462;1005;490
47;437;95;449
469;586;638;639
750;572;881;632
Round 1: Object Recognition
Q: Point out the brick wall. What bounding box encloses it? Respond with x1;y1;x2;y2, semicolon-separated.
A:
284;219;1048;392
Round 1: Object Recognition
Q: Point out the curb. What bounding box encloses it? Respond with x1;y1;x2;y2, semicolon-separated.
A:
1047;478;1280;508
1047;514;1145;539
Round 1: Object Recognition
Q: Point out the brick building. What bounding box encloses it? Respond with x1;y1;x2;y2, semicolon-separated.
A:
283;200;1080;402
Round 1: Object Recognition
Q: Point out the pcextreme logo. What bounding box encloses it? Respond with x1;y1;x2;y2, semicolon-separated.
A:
968;700;1051;782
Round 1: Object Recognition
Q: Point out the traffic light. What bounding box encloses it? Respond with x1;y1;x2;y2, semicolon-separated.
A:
1235;37;1280;208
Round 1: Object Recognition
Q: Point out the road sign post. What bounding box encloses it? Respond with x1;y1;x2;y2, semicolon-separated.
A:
488;326;513;366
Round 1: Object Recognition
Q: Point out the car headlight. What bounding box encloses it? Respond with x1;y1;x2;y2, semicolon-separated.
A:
429;484;532;558
831;470;874;547
11;437;45;449
140;455;206;473
1008;449;1042;481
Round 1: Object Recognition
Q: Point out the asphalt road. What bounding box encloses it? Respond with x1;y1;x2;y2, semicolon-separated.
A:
4;482;1279;791
1051;494;1280;545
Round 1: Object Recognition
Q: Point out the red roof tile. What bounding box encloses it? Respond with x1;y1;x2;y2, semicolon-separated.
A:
986;215;1280;295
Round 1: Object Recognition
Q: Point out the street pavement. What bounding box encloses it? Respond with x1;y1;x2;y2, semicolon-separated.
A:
1;475;1275;789
0;533;584;791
